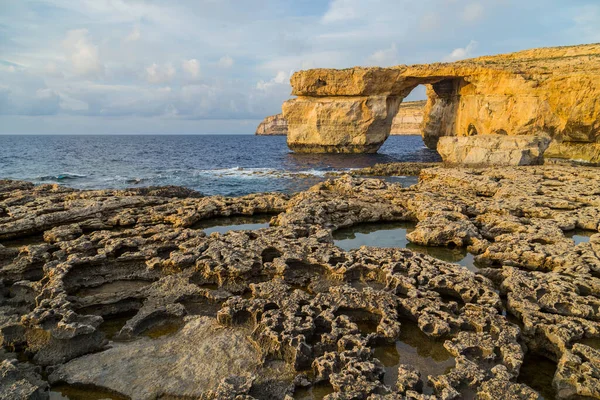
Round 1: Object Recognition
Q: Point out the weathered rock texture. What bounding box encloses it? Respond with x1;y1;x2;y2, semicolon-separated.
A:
390;100;426;135
2;165;600;399
255;113;288;136
256;100;426;136
283;43;600;162
437;134;551;166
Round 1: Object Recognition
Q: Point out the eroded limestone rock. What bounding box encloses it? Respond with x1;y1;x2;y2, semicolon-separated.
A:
49;317;262;400
1;166;600;399
256;100;426;137
437;135;551;166
283;43;600;163
255;113;288;136
0;359;47;400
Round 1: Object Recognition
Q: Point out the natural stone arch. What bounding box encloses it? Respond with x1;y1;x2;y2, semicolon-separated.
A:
281;44;600;164
282;72;466;153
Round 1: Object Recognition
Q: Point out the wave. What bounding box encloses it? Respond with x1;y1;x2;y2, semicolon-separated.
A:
189;167;340;179
31;167;350;191
37;173;87;182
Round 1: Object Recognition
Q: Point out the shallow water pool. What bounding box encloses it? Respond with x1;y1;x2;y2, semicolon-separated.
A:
516;354;557;400
373;320;455;395
193;214;273;235
565;228;597;245
333;222;482;272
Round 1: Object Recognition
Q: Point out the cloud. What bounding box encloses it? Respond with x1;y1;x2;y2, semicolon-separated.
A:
218;56;234;68
145;63;176;84
44;62;64;78
62;29;104;77
182;59;200;79
2;0;598;133
125;25;141;42
59;93;89;111
366;44;400;67
322;0;358;23
0;86;61;116
462;3;484;22
445;40;478;61
420;12;440;32
256;71;289;91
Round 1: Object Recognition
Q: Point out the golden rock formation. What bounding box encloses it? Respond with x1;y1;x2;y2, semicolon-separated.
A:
255;113;288;136
256;100;425;137
282;43;600;163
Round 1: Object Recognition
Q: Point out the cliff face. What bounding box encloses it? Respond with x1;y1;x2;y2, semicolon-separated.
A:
282;43;600;163
256;100;425;136
390;100;426;135
255;113;287;135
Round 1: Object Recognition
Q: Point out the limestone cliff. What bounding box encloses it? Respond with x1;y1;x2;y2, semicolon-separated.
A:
255;113;287;136
256;100;425;136
282;43;600;163
390;100;426;135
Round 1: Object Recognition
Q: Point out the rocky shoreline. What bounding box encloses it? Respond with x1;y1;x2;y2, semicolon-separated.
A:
1;164;600;399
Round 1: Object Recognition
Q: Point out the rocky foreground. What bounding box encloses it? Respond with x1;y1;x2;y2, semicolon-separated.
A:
1;166;600;399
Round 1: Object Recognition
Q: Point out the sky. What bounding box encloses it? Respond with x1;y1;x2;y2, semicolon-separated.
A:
1;0;599;134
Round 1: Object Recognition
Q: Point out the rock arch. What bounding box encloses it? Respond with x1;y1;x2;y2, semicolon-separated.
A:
282;72;460;153
281;44;600;164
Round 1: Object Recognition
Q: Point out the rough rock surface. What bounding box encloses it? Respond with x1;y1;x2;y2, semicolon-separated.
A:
256;100;426;137
390;100;426;135
437;134;551;166
326;162;442;177
255;113;288;136
49;317;262;399
283;43;600;160
0;359;48;399
1;165;600;399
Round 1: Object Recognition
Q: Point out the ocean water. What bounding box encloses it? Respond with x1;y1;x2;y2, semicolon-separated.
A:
0;135;440;196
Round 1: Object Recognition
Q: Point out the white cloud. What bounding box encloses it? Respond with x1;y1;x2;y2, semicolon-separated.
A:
420;12;440;32
366;44;400;66
125;25;141;42
218;55;234;68
44;62;63;78
256;71;289;90
145;63;176;83
273;71;287;84
59;93;89;111
1;0;594;132
445;40;478;61
322;0;358;23
62;29;104;77
462;3;484;22
182;59;200;79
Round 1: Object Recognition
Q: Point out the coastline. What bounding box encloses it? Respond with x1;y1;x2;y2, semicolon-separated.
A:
2;163;599;398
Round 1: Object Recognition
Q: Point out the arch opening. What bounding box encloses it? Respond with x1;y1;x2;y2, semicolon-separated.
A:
387;78;465;151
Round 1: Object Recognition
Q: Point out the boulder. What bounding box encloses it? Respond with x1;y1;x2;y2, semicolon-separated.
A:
436;135;551;166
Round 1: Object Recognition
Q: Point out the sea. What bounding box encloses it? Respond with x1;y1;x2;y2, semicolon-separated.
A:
0;135;440;197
